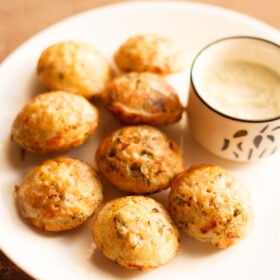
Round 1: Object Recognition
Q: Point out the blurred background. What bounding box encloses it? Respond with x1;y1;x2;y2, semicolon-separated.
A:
0;0;279;62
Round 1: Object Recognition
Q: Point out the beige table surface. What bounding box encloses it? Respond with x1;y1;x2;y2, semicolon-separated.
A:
0;0;279;279
1;0;279;62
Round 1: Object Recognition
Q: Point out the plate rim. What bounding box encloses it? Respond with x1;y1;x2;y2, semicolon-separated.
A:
0;1;279;279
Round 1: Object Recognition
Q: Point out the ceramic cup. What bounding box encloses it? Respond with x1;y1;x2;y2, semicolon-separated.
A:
187;36;280;162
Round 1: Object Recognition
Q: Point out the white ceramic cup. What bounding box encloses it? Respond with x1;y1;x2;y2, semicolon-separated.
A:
187;36;280;162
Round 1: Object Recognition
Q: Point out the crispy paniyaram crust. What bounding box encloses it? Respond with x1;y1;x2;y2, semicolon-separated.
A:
169;164;254;248
11;91;98;154
37;41;114;98
114;33;187;74
92;195;179;270
102;72;184;125
96;125;185;194
15;157;103;231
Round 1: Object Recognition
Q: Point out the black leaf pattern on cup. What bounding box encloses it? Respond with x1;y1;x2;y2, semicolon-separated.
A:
221;139;230;151
233;151;239;158
267;135;275;142
248;148;253;160
237;142;243;151
260;125;269;133
272;126;280;131
259;149;266;158
233;130;248;138
221;124;279;160
253;135;263;148
221;130;247;152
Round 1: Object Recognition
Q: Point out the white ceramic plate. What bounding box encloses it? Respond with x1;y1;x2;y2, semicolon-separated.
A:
0;1;279;279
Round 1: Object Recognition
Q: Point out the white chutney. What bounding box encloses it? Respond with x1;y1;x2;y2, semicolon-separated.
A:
200;60;280;120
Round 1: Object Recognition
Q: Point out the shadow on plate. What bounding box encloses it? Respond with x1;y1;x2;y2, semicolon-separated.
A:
178;232;221;258
91;247;143;279
5;137;52;171
28;72;48;98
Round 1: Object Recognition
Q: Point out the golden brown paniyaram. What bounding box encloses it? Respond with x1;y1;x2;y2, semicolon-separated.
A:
92;195;179;270
168;164;254;248
114;33;187;74
95;125;185;194
15;157;103;231
37;40;114;98
102;72;184;125
11;91;99;154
